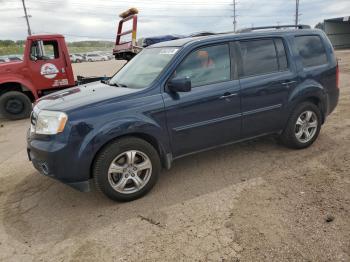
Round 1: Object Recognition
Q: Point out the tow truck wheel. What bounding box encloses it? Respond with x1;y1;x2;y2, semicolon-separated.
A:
0;91;32;120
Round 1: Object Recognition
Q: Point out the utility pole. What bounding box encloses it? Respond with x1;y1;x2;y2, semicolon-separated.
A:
233;0;237;32
295;0;300;26
21;0;32;35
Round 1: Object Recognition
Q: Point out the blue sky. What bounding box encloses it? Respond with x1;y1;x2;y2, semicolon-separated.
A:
0;0;349;41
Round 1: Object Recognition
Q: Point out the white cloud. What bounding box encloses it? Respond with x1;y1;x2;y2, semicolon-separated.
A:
0;0;349;41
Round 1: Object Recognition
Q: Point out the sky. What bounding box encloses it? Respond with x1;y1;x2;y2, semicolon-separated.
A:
0;0;349;42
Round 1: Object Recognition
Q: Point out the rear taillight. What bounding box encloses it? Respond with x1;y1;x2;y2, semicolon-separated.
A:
336;61;340;89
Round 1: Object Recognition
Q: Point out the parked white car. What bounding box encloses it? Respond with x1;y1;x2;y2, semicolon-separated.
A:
69;54;83;63
85;53;106;62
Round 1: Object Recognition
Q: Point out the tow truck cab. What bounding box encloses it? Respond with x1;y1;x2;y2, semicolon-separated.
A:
0;34;76;120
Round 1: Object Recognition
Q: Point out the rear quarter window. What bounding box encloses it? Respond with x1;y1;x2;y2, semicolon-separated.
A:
295;35;328;67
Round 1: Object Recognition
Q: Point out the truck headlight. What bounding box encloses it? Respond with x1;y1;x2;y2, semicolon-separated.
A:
34;110;68;135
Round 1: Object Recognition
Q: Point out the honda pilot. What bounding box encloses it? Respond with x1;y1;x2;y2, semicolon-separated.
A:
27;27;339;201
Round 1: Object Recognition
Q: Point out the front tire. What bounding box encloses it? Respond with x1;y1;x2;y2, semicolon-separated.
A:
280;102;322;149
93;137;160;202
0;91;32;120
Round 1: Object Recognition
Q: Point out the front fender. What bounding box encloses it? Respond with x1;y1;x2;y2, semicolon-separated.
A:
73;114;170;179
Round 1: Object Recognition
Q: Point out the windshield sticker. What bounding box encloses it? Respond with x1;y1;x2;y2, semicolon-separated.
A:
159;48;178;55
40;63;59;79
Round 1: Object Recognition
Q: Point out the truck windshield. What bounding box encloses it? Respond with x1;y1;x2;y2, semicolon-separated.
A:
109;47;179;89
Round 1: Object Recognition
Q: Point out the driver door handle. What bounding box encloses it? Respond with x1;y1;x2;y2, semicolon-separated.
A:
220;92;238;100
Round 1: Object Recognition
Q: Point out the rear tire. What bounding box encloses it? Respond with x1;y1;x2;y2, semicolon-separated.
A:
280;102;322;149
0;91;32;120
93;137;160;202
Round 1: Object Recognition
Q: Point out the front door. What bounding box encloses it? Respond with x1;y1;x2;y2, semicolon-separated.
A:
29;39;69;91
162;43;241;157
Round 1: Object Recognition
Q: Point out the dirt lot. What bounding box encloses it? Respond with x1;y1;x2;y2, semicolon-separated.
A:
0;52;349;261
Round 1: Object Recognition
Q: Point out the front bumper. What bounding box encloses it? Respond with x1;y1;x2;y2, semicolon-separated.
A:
27;129;91;192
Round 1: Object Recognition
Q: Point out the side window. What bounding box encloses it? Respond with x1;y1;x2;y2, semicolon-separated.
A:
173;44;231;88
30;41;40;60
240;39;278;77
42;40;59;59
275;39;288;71
295;35;328;67
30;40;59;60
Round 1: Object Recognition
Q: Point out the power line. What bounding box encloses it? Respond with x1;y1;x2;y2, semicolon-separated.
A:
21;0;32;35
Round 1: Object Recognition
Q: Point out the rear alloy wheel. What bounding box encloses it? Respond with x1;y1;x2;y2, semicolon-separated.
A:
294;111;318;143
93;137;160;201
0;91;32;120
280;102;321;149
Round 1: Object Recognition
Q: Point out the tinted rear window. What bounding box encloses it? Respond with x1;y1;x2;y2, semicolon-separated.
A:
240;39;278;77
275;39;288;71
295;35;328;67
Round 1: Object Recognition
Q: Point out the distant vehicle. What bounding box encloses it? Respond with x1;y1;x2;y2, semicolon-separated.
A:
105;53;114;60
75;53;85;62
0;57;9;63
96;51;113;60
69;54;83;63
85;53;106;62
7;55;23;62
27;26;339;201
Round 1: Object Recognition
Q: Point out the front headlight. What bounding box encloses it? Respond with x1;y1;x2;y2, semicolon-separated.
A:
34;110;68;135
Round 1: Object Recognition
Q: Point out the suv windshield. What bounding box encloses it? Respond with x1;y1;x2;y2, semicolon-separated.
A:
109;47;179;89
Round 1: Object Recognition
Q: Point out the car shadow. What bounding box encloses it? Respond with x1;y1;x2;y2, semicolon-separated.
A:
2;135;311;246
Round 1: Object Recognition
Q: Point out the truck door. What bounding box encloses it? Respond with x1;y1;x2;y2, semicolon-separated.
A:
28;39;70;92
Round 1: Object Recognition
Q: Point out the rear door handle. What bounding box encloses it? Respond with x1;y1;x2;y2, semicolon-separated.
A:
220;92;238;100
281;80;297;86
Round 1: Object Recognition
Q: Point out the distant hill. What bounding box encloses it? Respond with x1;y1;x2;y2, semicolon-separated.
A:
0;40;115;56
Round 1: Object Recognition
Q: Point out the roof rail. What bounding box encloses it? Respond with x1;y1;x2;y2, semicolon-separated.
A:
238;24;311;33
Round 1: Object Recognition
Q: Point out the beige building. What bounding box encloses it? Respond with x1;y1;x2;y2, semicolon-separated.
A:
324;16;350;49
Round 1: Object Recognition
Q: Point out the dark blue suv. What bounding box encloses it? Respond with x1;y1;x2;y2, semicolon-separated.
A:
27;28;339;201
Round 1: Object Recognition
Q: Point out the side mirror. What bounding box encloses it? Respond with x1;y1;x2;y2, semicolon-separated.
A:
168;77;191;93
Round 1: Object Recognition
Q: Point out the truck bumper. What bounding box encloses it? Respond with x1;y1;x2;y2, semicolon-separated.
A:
26;129;91;192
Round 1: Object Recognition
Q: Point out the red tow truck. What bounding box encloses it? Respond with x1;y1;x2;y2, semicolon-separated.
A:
0;8;178;120
0;34;104;120
0;9;139;120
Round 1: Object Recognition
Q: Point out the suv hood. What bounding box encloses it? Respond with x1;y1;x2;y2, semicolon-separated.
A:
36;81;140;111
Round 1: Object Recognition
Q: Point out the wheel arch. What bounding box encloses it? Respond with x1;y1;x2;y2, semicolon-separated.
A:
288;83;327;124
89;132;169;179
0;80;37;102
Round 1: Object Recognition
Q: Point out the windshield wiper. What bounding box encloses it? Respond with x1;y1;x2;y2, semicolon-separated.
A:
109;82;128;88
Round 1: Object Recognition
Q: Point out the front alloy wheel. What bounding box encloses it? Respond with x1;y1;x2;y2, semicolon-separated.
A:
108;150;152;194
93;137;160;201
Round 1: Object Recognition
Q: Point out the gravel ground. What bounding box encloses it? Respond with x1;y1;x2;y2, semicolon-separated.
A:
0;51;349;261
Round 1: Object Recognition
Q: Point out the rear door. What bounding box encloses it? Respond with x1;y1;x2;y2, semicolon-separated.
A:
163;43;241;157
29;39;70;91
238;37;298;138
